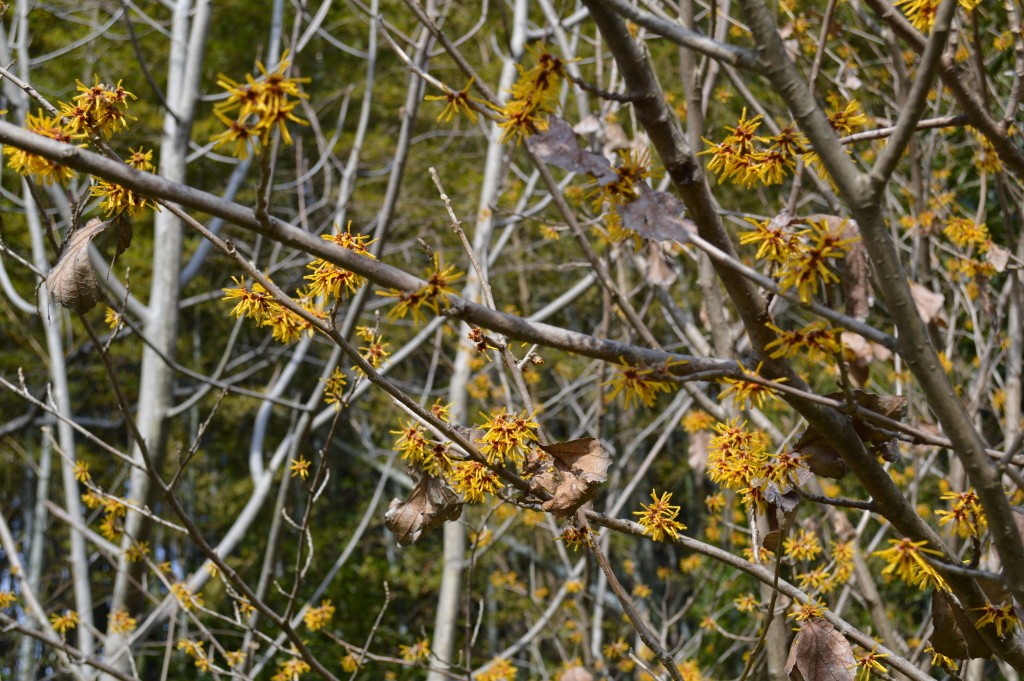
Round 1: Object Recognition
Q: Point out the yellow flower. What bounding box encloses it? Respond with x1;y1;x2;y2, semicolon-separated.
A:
633;490;687;542
0;591;17;608
450;461;502;504
789;598;826;621
871;538;949;591
717;362;787;410
4;110;83;184
303;600;335;631
73;460;90;482
50;609;80;634
224;650;247;667
399;638;431;662
289;456;312;480
776;218;859;303
784;528;822;561
170;583;205;610
425;76;484;123
320;368;347;409
603;361;677;409
850;645;888;681
108;610;137;634
475;658;517;681
104;307;122;329
222;276;276;321
975;601;1022;638
476;408;538;466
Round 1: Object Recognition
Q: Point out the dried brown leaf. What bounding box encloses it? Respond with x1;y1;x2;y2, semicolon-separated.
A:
793;430;847;479
1012;506;1024;544
840;332;893;388
986;243;1010;273
617;183;695;243
46;218;127;312
687;430;711;476
930;584;1004;660
909;280;945;324
539;438;612;518
384;475;463;546
526;116;617;185
645;242;677;286
558;667;594;681
784;617;856;681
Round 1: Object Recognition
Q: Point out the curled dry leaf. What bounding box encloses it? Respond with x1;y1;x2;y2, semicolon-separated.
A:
617;182;696;243
644;241;677;287
985;243;1010;273
46;218;132;312
558;667;594;681
384;474;463;546
784;616;856;681
930;579;1009;660
1013;506;1024;544
794;390;907;475
840;332;893;388
538;437;612;518
687;429;711;476
526;115;617;185
908;280;945;324
792;429;847;480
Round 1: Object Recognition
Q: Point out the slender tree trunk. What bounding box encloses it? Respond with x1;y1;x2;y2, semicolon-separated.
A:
104;1;211;675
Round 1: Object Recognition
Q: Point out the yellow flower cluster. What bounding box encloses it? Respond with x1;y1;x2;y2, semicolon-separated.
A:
942;216;989;251
476;409;538;467
717;362;787;410
476;658;517;681
936;488;986;538
378;255;464;325
81;491;127;541
740;217;859;304
450;460;502;503
493;45;567;145
213;50;309;157
399;638;431;662
303;599;335;631
871;538;949;592
305;223;377;300
764;321;841;363
700;111;808;187
91;147;158;217
894;0;979;32
603;361;678;409
50;609;80;634
633;489;687;542
4;110;83;184
221;276;324;344
60;77;137;138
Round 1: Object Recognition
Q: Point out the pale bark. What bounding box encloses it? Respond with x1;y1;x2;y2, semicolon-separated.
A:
104;1;211;675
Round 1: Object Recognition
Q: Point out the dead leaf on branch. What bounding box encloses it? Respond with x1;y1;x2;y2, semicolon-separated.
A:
45;218;133;313
908;280;945;324
930;578;1009;660
644;241;677;287
558;667;594;681
793;390;907;476
617;182;696;243
784;617;856;681
792;429;847;480
840;332;893;388
526;116;617;185
538;437;612;518
384;474;463;546
529;115;696;245
985;243;1010;273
